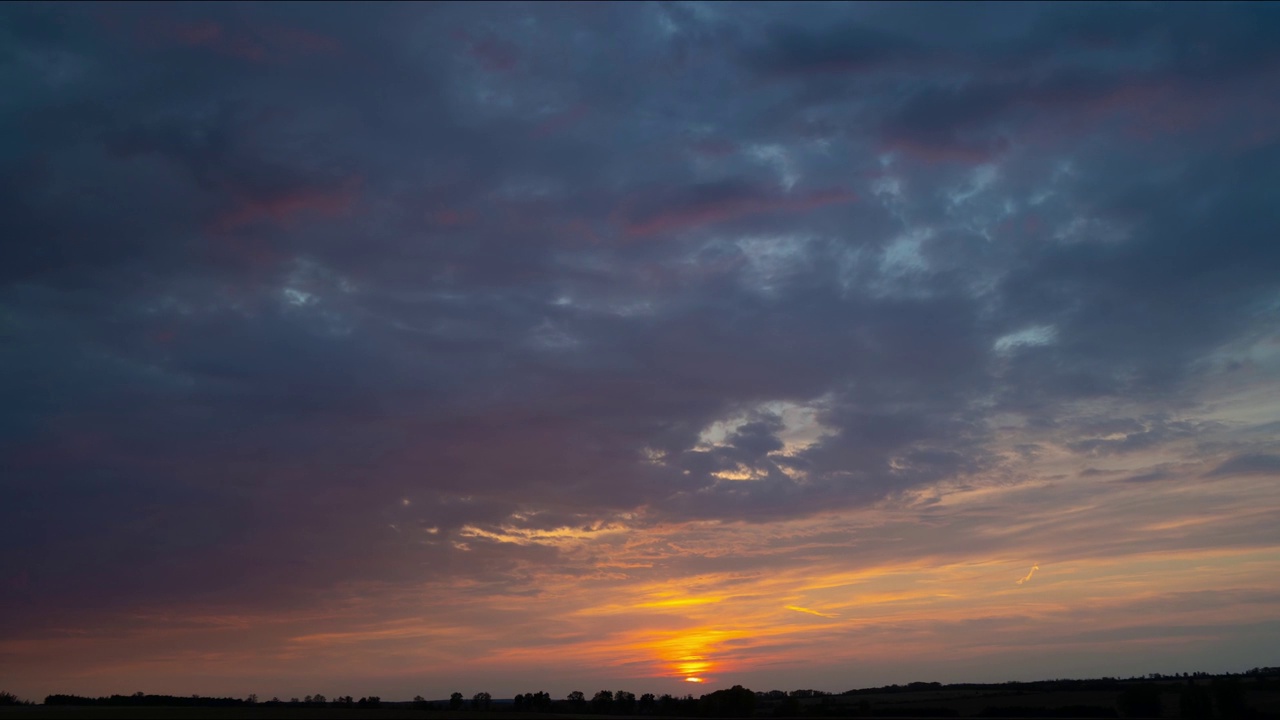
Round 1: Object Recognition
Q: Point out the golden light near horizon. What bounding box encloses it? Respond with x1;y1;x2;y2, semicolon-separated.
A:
675;655;711;681
641;628;735;683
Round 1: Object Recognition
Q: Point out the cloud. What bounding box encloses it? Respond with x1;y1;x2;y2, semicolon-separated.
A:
619;185;858;238
1207;454;1280;478
1015;564;1040;586
1;1;1279;699
745;22;928;78
211;176;362;233
785;605;839;619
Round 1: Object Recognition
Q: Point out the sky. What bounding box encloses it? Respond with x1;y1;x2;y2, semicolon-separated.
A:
3;0;1280;703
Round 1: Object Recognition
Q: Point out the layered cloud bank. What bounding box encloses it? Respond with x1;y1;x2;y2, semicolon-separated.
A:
3;1;1279;700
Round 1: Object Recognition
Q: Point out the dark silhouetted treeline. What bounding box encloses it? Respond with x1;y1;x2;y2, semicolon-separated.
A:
448;686;753;717
9;665;1279;718
44;691;254;707
40;692;382;709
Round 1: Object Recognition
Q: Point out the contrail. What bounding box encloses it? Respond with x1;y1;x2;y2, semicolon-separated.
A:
1016;563;1040;585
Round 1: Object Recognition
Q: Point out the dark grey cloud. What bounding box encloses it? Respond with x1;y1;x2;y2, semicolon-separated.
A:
745;21;926;77
1;0;1278;640
1207;454;1280;478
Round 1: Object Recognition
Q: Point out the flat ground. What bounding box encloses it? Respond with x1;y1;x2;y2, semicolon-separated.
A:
0;708;1117;720
0;711;547;720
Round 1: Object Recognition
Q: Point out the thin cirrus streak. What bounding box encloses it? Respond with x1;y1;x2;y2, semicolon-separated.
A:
785;605;840;619
1016;564;1040;586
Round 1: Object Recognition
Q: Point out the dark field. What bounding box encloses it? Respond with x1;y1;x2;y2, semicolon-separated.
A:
0;711;532;720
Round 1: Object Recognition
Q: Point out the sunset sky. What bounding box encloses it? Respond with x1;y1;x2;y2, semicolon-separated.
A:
4;0;1280;703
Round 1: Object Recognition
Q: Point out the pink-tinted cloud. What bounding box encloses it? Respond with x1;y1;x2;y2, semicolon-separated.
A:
213;177;362;233
430;208;476;227
125;13;343;64
455;30;519;73
532;104;590;139
620;188;859;238
689;139;737;158
881;137;1007;166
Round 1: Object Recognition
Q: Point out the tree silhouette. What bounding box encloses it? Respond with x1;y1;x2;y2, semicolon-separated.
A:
450;692;464;710
567;690;586;711
591;689;614;713
472;691;492;711
616;690;637;715
699;685;756;718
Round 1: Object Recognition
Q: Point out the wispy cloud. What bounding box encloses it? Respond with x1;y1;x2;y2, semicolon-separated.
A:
1016;564;1040;586
785;605;840;619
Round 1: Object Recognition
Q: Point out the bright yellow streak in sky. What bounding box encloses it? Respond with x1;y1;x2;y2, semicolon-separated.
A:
785;605;839;618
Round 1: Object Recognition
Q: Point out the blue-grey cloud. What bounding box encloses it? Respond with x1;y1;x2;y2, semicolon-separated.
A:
1207;454;1280;478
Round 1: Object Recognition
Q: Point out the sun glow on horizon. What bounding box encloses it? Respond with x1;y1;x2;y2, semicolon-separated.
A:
675;654;711;680
685;677;705;683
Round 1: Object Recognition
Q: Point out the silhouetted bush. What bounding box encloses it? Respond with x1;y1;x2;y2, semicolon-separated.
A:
1;691;32;706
